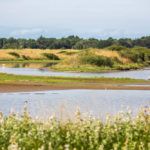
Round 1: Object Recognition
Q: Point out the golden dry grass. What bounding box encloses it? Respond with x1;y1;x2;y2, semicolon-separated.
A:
0;50;15;60
0;49;130;64
0;49;80;60
89;49;130;63
54;49;131;70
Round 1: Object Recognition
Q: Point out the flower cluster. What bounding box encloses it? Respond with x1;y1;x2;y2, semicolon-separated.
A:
0;107;149;150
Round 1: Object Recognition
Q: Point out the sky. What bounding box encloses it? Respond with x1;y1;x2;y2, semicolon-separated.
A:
0;0;150;39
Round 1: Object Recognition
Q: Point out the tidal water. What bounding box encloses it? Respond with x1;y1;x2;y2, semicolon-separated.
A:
0;90;149;119
0;65;150;79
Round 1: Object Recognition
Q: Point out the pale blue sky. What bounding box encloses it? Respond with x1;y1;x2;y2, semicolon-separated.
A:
0;0;150;38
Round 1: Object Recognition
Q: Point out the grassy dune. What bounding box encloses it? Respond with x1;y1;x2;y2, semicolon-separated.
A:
0;48;149;72
0;49;79;61
52;49;146;72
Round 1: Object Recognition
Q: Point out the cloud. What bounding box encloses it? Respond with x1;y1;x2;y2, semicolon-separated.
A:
0;0;150;38
10;28;44;36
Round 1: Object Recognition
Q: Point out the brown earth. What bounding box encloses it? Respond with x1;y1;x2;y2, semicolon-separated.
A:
0;83;150;93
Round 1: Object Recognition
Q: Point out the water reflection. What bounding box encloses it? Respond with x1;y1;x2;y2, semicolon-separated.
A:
0;62;57;69
0;62;150;79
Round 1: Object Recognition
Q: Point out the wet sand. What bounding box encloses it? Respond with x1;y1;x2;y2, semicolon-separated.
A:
0;83;150;93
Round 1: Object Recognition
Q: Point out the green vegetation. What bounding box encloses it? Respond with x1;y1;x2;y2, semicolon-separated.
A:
79;51;114;67
8;52;20;58
22;55;31;60
53;48;149;72
0;108;149;149
1;36;150;49
0;73;149;85
107;45;128;51
0;46;149;72
58;51;78;55
120;47;150;64
114;63;143;71
42;53;60;60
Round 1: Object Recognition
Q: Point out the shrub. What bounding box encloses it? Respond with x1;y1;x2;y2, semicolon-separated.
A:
79;52;114;67
113;57;122;64
120;47;150;63
58;50;66;54
115;63;142;70
0;108;149;149
58;51;77;55
8;52;20;58
107;45;128;51
42;53;60;60
22;55;31;60
65;51;77;55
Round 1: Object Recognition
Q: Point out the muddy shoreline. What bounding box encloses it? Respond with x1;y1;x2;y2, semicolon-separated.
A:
0;83;150;93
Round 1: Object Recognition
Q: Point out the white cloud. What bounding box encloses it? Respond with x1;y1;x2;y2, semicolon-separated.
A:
10;28;44;36
0;0;150;38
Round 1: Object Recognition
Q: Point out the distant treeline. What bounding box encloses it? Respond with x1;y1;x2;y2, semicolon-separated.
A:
0;35;150;49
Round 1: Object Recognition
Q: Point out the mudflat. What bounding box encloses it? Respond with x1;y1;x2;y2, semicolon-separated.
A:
0;83;150;93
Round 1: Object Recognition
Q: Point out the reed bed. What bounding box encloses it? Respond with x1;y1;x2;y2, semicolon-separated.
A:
0;107;149;150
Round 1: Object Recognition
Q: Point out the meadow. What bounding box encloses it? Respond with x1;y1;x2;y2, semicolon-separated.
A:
0;107;149;150
0;73;148;84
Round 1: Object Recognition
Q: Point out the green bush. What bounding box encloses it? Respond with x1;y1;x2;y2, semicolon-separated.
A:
115;63;143;70
22;55;31;60
58;50;66;54
58;51;77;55
0;108;149;150
65;51;77;55
107;45;128;51
42;53;60;60
79;52;114;67
120;47;150;63
8;52;20;58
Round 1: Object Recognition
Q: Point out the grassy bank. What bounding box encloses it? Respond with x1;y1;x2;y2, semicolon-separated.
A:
0;73;150;92
0;49;79;61
0;73;149;85
52;48;150;72
0;48;149;72
0;108;149;149
52;64;144;72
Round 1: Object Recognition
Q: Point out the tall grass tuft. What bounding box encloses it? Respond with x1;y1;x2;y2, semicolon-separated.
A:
8;52;20;58
22;55;31;60
79;51;114;67
42;53;60;60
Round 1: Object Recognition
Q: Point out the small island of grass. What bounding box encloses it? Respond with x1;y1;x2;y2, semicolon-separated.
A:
0;47;149;72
